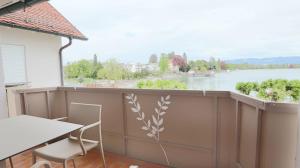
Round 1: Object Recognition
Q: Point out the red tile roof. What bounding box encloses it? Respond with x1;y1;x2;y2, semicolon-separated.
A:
0;2;87;40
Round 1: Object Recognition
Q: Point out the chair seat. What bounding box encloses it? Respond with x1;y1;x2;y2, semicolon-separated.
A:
33;138;98;161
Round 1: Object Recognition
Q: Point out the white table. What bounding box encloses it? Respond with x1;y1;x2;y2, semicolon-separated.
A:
0;115;82;168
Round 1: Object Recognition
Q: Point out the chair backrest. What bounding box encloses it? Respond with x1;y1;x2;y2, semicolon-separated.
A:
69;102;102;140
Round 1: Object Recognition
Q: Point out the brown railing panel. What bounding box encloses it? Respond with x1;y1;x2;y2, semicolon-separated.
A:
48;90;67;119
15;87;299;168
25;92;48;118
259;103;298;168
238;103;259;168
217;97;236;167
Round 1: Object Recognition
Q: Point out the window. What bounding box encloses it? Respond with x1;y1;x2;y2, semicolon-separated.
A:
0;44;26;85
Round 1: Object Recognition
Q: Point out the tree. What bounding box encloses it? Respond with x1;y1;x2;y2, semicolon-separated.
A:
208;57;219;70
189;60;209;72
171;55;190;72
91;54;102;79
159;54;169;73
64;60;94;78
219;60;227;70
183;53;187;63
179;65;191;72
149;54;158;64
167;52;175;59
97;59;124;80
171;55;186;67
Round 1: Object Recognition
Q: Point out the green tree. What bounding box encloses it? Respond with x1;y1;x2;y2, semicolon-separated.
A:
208;57;221;71
159;54;169;73
97;59;124;80
91;54;102;79
189;60;209;72
64;60;94;78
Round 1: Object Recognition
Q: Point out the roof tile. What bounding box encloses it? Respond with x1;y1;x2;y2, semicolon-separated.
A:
0;2;87;40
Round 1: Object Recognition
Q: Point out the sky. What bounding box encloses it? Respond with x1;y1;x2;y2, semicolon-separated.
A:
50;0;300;64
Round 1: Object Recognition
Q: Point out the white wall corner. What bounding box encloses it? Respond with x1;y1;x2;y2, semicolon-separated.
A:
0;50;8;119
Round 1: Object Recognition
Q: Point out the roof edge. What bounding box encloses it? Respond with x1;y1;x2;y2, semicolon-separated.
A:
0;21;88;41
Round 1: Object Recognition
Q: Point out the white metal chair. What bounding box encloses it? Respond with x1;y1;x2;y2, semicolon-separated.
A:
32;102;106;168
31;161;52;168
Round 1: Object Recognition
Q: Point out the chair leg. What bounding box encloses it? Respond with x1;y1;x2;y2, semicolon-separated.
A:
72;159;76;168
63;160;68;168
9;157;13;168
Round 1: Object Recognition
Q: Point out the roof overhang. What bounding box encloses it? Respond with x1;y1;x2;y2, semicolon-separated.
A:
0;0;47;15
0;22;88;40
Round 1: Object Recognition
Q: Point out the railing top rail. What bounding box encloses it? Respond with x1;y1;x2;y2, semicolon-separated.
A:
15;86;299;112
17;87;58;93
230;92;266;110
57;86;231;97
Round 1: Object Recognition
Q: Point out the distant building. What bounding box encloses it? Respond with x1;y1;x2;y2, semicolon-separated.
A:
124;63;159;73
145;63;159;72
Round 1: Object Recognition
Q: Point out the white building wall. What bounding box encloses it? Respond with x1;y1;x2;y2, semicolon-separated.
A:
0;26;62;87
0;50;8;119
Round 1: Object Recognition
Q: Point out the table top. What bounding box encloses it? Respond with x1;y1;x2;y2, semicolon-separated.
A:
0;115;82;161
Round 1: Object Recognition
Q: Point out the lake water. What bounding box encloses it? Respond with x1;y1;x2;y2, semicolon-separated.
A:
178;69;300;91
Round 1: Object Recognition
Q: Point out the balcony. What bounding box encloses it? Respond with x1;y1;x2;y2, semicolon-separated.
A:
9;87;299;168
5;148;165;168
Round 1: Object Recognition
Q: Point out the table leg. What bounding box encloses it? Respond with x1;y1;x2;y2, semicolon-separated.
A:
0;160;6;168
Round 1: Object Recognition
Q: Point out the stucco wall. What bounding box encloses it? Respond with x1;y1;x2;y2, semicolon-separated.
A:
0;26;62;87
0;50;8;119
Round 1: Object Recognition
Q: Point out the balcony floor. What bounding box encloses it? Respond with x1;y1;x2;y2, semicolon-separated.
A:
6;149;166;168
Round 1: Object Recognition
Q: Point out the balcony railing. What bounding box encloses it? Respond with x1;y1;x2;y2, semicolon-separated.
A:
12;87;299;168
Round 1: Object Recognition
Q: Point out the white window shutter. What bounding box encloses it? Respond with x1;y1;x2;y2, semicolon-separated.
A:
0;44;26;84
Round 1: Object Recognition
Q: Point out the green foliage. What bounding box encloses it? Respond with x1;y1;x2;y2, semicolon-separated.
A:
286;80;300;101
258;79;287;101
226;63;300;70
65;58;156;82
137;80;187;90
179;64;191;72
159;54;169;73
122;69;151;80
189;60;209;72
97;59;124;80
236;79;300;102
208;57;221;71
91;54;102;78
236;82;259;95
64;60;96;78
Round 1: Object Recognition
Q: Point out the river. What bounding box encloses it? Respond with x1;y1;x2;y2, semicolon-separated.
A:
179;69;300;91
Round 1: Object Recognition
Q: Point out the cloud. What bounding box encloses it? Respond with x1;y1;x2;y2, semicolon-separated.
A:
50;0;300;63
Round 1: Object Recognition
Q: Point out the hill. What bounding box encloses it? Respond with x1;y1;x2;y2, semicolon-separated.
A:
225;56;300;65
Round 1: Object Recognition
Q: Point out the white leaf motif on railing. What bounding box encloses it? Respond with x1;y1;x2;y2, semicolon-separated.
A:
126;94;171;166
